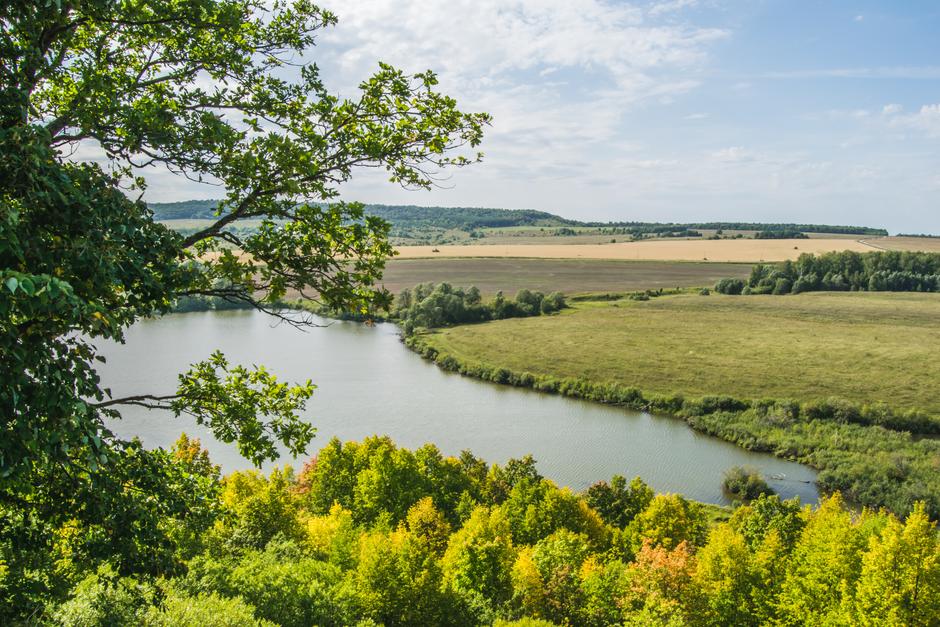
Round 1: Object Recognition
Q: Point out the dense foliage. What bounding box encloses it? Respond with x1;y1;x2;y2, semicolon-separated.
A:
714;251;940;294
407;335;940;519
40;437;940;626
394;283;566;335
1;0;486;617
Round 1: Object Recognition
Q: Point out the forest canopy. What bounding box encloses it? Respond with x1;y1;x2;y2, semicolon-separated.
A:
42;437;940;626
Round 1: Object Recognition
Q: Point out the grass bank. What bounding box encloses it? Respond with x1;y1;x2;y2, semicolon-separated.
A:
407;291;940;516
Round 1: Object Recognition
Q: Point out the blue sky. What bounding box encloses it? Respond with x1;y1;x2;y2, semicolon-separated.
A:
147;1;940;233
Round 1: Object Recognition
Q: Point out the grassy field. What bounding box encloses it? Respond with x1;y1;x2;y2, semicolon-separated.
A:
377;258;751;296
420;291;940;414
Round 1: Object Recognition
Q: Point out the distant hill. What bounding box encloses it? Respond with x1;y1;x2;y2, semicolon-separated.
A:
148;200;888;236
361;204;571;230
149;199;220;220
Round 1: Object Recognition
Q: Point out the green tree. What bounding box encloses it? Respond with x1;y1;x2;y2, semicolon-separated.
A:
584;475;654;529
217;467;305;552
627;494;708;553
853;502;940;626
355;528;458;626
512;530;592;624
442;506;517;614
144;586;275;627
1;1;486;616
694;523;757;626
500;478;608;549
776;494;869;625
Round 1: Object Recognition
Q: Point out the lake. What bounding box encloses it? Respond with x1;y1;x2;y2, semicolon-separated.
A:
96;310;819;506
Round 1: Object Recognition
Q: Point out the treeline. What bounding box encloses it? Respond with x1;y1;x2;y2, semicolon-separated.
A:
148;200;889;237
173;294;253;313
580;221;887;236
714;250;940;295
395;283;565;335
406;336;940;518
754;229;809;239
40;436;940;626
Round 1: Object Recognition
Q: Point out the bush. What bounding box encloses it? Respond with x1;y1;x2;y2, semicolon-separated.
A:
714;278;745;295
722;466;774;502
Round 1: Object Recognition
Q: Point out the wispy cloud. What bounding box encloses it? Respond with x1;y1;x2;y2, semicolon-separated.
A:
888;103;940;137
648;0;700;17
761;66;940;80
710;146;756;163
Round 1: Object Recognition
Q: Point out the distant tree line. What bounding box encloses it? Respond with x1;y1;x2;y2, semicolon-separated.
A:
395;283;566;335
149;201;889;237
580;221;887;236
714;251;940;295
754;229;809;239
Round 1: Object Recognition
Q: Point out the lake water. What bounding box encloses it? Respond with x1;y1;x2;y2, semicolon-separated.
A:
96;310;819;506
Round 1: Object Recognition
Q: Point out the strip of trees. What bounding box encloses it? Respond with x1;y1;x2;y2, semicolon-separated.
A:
715;250;940;295
395;283;566;335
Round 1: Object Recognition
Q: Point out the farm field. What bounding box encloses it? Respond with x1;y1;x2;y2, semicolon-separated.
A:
377;258;752;295
863;236;940;253
394;237;878;262
419;291;940;414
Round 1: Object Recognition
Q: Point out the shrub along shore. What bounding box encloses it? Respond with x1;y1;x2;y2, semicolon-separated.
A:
405;332;940;518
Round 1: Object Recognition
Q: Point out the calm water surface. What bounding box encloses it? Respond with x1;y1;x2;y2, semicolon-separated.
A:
96;310;819;506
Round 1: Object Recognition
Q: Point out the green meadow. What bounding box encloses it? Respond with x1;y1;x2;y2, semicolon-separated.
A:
421;291;940;414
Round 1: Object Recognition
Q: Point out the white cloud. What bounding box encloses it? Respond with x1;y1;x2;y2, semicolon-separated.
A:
890;104;940;137
311;0;727;189
854;15;864;22
710;146;756;163
684;112;709;119
882;103;903;115
649;0;700;17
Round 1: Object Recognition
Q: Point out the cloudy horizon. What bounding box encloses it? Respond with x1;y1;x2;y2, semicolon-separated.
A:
141;1;940;234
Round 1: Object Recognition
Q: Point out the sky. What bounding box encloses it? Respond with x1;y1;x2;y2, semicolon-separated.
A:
145;1;940;233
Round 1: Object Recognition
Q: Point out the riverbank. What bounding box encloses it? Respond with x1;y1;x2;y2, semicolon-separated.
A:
406;292;940;517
